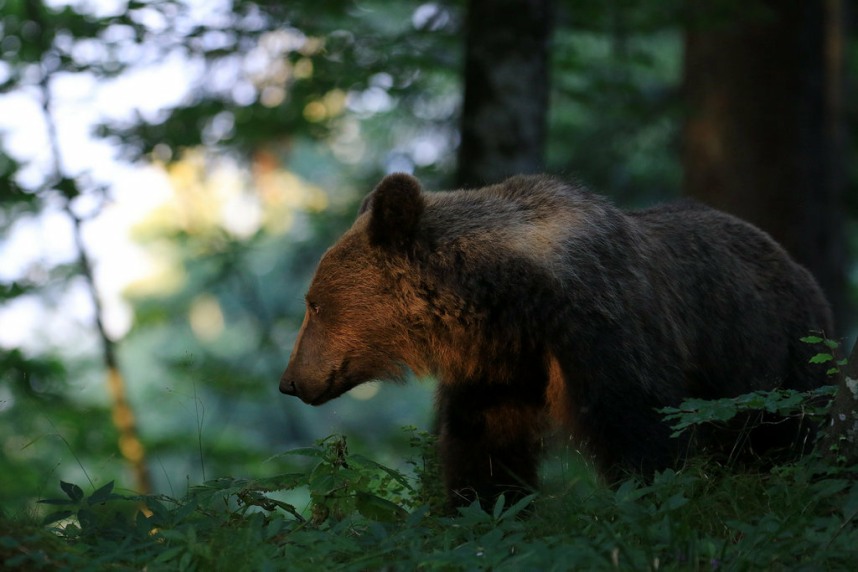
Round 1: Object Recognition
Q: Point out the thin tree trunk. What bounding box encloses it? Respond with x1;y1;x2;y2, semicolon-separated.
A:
30;5;153;491
456;0;555;188
67;208;153;494
683;0;847;327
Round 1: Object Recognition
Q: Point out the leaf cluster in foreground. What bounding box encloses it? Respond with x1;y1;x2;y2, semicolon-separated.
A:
3;409;858;570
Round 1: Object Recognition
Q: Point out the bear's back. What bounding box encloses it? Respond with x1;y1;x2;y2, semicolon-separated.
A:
629;200;833;395
425;177;832;392
420;175;626;271
422;175;608;231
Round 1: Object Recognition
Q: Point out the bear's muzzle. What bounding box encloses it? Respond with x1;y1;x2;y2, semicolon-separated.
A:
279;377;298;396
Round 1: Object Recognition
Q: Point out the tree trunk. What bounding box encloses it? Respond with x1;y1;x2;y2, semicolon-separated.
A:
68;208;153;495
456;0;555;188
682;0;847;327
28;0;153;493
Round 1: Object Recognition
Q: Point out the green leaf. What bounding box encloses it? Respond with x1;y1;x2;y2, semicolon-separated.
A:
800;336;824;344
145;498;170;523
88;481;115;504
42;510;74;525
350;454;414;490
662;493;689;511
355;491;407;522
60;481;84;502
37;498;75;506
492;493;506;520
497;493;537;522
841;483;858;519
77;508;98;530
154;546;185;564
173;499;199;523
615;479;647;504
280;447;327;459
809;353;834;364
308;471;335;495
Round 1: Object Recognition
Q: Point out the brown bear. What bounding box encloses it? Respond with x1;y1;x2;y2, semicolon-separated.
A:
279;173;834;508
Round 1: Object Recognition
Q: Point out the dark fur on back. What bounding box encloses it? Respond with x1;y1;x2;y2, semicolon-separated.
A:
280;174;834;508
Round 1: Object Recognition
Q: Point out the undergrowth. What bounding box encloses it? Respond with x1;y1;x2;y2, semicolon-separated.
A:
3;404;858;571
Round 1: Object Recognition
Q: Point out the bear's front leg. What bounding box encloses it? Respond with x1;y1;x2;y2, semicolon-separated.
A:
436;382;543;511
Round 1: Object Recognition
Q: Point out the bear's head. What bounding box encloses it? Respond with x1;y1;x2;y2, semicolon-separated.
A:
279;173;426;405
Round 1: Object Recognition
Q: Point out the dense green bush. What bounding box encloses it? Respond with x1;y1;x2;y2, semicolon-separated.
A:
3;393;858;571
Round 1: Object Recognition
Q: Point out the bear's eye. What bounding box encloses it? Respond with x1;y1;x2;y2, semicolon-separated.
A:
308;301;321;315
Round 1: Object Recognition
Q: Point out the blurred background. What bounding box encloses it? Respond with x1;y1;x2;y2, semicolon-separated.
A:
1;0;855;514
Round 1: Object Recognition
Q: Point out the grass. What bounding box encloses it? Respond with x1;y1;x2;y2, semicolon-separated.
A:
3;419;858;570
3;448;858;570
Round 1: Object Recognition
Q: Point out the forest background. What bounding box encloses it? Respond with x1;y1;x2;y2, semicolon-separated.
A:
1;0;856;516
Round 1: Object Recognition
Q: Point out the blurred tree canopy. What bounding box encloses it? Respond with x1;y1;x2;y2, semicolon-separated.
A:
0;0;855;513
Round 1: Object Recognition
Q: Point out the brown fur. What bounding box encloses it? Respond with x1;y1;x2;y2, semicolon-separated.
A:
546;353;576;431
280;173;834;509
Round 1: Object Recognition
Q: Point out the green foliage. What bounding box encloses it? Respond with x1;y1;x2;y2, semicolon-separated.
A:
801;335;847;375
4;430;858;571
660;386;836;439
661;337;841;444
548;2;683;205
404;425;447;515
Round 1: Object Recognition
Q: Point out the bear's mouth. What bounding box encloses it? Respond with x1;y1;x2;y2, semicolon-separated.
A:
307;384;338;406
306;360;360;405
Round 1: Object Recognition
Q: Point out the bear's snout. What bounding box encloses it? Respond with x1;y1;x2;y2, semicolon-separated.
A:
279;370;327;405
279;376;298;396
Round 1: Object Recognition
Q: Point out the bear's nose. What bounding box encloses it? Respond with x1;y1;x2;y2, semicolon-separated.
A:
279;378;298;396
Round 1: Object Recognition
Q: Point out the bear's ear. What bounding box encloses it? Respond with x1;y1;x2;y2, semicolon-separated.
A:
362;173;425;249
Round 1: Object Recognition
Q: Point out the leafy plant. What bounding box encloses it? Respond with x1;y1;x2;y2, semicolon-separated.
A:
4;425;858;571
800;335;846;375
39;480;124;531
659;335;841;460
403;425;447;514
659;386;836;438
